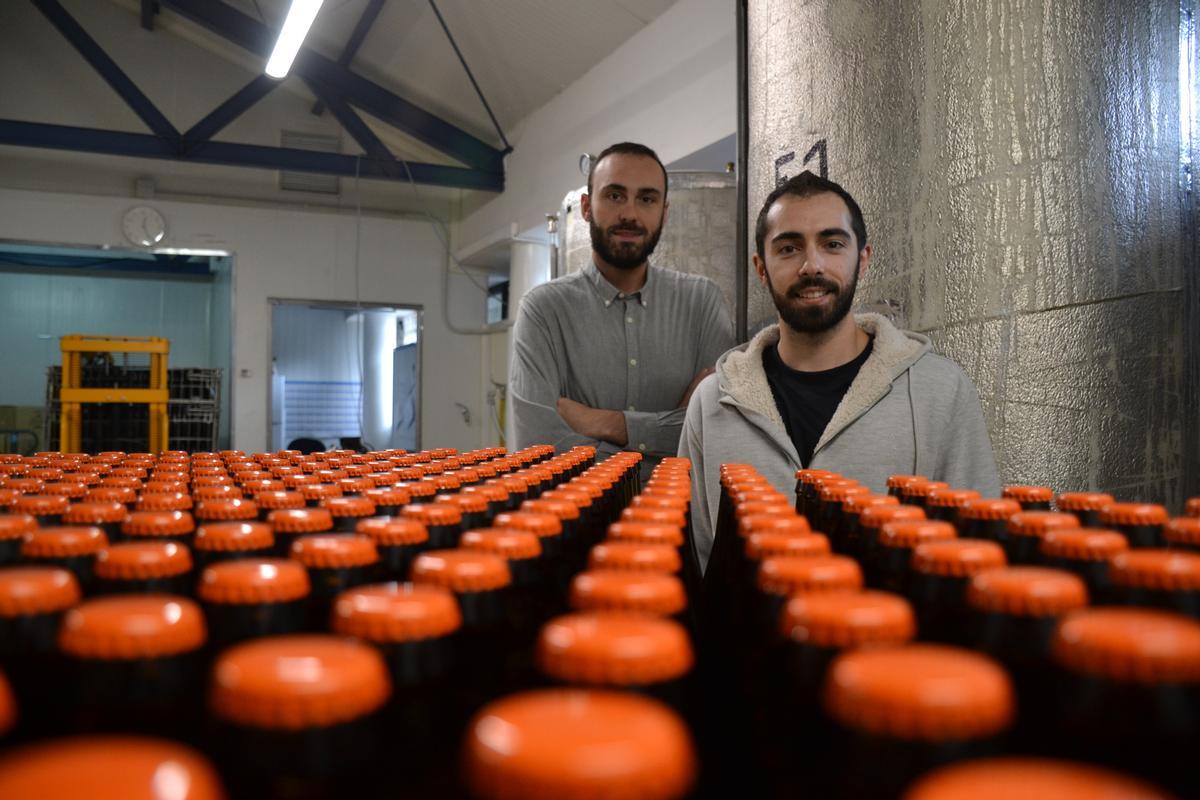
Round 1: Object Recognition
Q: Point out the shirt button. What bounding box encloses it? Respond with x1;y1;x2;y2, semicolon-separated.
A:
638;443;646;452
626;316;633;323
629;358;637;366
618;292;625;299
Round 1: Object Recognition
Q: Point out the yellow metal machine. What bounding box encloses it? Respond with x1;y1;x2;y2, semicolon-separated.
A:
58;335;170;453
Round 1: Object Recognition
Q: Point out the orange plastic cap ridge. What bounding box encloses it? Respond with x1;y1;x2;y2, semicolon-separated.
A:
463;689;696;800
901;480;949;499
588;542;681;574
332;582;461;642
537;612;694;686
253;491;305;511
267;508;334;534
879;520;957;549
732;500;793;521
191;485;242;501
745;531;832;562
1038;528;1128;562
22;526;108;558
860;505;926;530
290;534;380;569
1052;608;1200;684
14;495;70;517
298;484;342;503
0;567;81;616
439;492;489;513
1164;517;1200;547
198;559;310;605
1108;549;1200;592
494;511;563;538
364;485;413;506
1187;497;1200;518
903;757;1175;800
926;488;982;509
781;590;917;649
0;514;37;541
194;498;258;521
824;644;1014;742
94;542;193;580
959;498;1023;521
1055;492;1116;512
798;469;840;485
402;502;464;527
461;529;543;561
911;540;1008;578
84;487;137;506
59;595;206;660
121;510;195;537
355;517;429;546
757;555;863;597
820;484;872;503
411;549;512;593
210;635;391;730
0;737;226;800
606;521;683;548
319;496;377;518
134;492;193;512
967;567;1089;617
738;514;810;538
569;570;688;616
620;506;686;528
1006;511;1080;538
1099;503;1170;527
42;482;88;499
1002;485;1054;504
193;522;274;552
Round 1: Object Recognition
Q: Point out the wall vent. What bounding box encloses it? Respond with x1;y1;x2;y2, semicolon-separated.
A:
278;131;342;194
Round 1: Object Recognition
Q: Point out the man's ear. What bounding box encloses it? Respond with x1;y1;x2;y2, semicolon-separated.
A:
857;243;872;280
580;192;592;222
752;253;769;287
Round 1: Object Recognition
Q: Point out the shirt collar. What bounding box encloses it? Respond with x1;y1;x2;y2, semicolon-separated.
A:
583;260;653;308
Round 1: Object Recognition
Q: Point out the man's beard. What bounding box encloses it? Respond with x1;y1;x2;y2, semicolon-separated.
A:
589;216;664;270
766;267;859;334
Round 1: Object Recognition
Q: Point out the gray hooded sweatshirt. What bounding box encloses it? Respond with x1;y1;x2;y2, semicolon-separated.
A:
679;313;1001;572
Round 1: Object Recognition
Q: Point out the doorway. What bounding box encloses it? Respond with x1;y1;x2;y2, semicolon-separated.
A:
269;299;421;454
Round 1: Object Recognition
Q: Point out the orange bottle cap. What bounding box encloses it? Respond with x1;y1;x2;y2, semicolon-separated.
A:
757;555;863;597
253;490;305;510
134;492;193;512
631;494;688;511
356;517;429;546
0;514;37;541
887;475;928;490
606;521;683;548
62;502;128;525
402;502;464;526
545;488;595;509
332;582;461;642
198;558;310;604
85;487;136;505
820;484;871;504
14;495;71;517
192;485;241;501
0;567;80;616
1007;511;1080;538
338;477;376;495
537;612;693;685
737;514;811;538
879;520;957;549
1099;503;1170;527
193;522;274;552
781;590;916;648
42;482;88;499
1002;485;1053;504
290;534;379;569
620;506;687;528
462;484;510;503
1164;517;1200;547
569;570;687;616
464;689;695;800
745;531;832;562
925;488;982;509
59;595;206;659
320;496;377;518
436;492;487;513
298;484;342;502
824;644;1014;741
194;498;258;521
22;526;108;558
1187;497;1200;518
911;540;1007;577
95;542;193;580
411;549;512;592
733;500;793;520
1038;528;1128;561
122;510;195;537
799;468;840;484
860;505;926;529
461;528;542;560
959;498;1023;521
0;736;226;799
588;542;681;574
1108;549;1200;591
967;567;1088;616
902;480;949;499
1052;608;1200;683
494;511;563;538
1055;492;1116;512
267;508;334;533
211;635;391;730
282;474;319;488
904;757;1175;800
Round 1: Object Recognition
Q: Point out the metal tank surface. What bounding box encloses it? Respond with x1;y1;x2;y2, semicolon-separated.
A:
745;0;1199;505
559;171;739;325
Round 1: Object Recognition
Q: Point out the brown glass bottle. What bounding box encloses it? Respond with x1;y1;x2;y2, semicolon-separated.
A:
93;541;194;597
1002;485;1054;511
289;534;380;630
907;539;1007;645
21;526;108;592
871;520;957;592
1099;503;1170;549
1107;549;1200;617
198;558;311;648
1055;491;1115;527
1036;527;1127;597
192;521;275;571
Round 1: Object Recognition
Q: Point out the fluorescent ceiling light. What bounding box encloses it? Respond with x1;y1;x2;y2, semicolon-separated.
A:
265;0;325;79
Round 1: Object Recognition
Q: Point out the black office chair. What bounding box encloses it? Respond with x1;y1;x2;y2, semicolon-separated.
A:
287;437;325;455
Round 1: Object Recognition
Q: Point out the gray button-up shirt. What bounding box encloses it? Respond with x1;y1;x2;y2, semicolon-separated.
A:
510;261;736;461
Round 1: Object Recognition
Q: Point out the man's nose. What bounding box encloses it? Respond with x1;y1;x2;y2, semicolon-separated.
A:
798;246;824;275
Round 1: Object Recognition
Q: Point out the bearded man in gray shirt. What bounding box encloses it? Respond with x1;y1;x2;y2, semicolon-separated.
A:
510;142;736;465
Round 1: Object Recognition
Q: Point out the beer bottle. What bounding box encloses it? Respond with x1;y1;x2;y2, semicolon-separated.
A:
1036;527;1127;598
93;541;194;597
192;521;275;571
1055;492;1114;527
907;539;1007;645
1099;503;1169;549
1002;485;1053;511
903;757;1175;800
198;558;310;648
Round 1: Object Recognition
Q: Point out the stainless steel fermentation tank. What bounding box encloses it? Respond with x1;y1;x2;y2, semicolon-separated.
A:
743;0;1200;505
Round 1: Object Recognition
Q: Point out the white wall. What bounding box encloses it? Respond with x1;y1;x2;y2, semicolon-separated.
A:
454;0;737;251
0;187;489;453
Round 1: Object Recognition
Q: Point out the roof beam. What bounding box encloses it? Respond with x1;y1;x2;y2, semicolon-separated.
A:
0;119;504;191
158;0;505;173
32;0;180;143
182;75;279;151
312;0;386;117
304;76;403;180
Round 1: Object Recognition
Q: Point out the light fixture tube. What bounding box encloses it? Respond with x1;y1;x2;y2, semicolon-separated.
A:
265;0;325;79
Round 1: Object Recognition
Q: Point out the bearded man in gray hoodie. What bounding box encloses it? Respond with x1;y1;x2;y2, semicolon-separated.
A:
679;171;1000;573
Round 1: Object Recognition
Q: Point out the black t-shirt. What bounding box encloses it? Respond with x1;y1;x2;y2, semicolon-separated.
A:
762;336;874;466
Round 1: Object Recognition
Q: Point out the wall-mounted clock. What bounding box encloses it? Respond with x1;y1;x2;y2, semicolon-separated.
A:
122;206;167;248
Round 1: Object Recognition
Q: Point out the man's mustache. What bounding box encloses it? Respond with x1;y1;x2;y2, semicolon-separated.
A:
786;278;839;297
608;225;647;236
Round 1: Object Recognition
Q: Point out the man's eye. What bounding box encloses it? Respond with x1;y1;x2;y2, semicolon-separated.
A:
638;195;657;205
778;245;796;255
607;192;623;202
827;240;845;250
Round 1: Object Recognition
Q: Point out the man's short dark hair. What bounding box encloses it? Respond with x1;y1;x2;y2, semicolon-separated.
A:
754;171;867;261
586;142;669;201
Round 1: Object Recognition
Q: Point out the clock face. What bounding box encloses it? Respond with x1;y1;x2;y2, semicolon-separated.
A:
122;206;166;247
